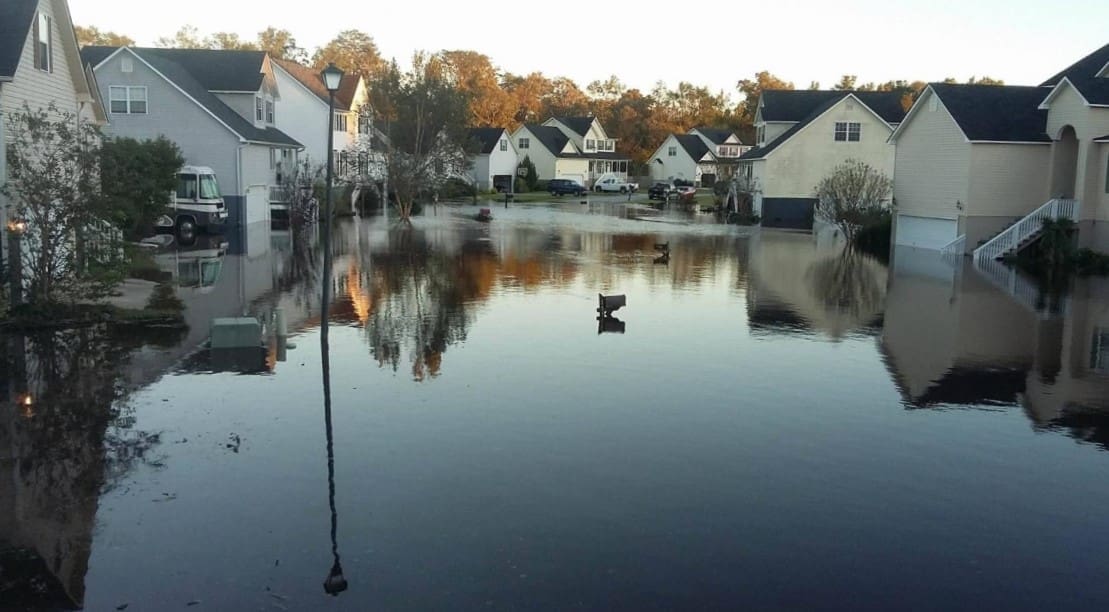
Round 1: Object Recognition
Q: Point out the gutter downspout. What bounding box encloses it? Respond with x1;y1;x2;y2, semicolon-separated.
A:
237;142;246;225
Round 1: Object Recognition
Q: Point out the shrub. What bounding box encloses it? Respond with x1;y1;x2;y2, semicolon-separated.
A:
440;177;475;200
146;281;184;312
854;210;892;260
534;180;550;193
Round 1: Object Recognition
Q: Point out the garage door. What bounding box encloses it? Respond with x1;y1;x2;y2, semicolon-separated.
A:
895;214;957;250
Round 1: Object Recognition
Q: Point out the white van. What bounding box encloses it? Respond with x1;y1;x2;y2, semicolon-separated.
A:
155;166;229;234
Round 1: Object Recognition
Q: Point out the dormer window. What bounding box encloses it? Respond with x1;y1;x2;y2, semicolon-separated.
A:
334;113;348;132
255;97;264;122
33;13;52;72
500;139;508;151
266;100;275;124
757;125;766;144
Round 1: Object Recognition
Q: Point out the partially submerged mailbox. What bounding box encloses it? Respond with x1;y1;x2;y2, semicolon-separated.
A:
210;317;262;349
597;294;626;317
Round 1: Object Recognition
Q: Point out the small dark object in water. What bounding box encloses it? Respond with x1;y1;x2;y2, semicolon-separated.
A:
654;254;670;265
597;294;626;316
654;242;670;254
597;316;626;335
476;208;493;222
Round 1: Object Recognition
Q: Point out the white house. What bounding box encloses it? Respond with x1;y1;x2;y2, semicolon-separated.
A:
271;58;368;172
739;90;906;229
543;116;632;183
890;42;1109;256
80;46;303;226
689;127;750;185
511;123;589;185
467;127;518;192
1;0;107;266
649;134;716;186
890;84;1052;252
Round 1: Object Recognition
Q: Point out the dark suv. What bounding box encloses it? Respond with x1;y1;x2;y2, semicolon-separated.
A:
548;179;587;196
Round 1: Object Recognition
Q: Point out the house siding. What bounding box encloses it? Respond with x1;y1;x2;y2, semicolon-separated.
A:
762;122;793;146
893;91;971;224
512;126;558;180
272;66;328;166
650;135;698;183
94;50;242;190
762;98;896;201
215;92;258;126
963;143;1052;249
1045;84;1109;221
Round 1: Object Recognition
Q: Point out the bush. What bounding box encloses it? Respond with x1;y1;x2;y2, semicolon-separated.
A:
534;180;550;193
146;281;184;312
518;156;539;191
440;177;475;200
853;210;892;261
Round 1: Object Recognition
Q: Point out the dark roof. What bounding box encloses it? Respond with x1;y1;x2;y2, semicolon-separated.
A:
273;58;359;110
0;0;37;78
930;83;1051;142
468;127;507;154
759;90;906;124
692;127;737;145
673;134;712;161
741;90;906;161
551;116;596;137
1040;42;1109;105
81;46;301;147
128;47;267;92
1096;134;1109;142
523;124;576;157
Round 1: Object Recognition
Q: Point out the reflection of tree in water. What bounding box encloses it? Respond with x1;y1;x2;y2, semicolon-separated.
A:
277;226;323;311
360;229;498;381
0;325;177;608
806;250;887;328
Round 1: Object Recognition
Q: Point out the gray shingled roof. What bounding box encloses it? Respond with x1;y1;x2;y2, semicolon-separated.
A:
741;91;906;161
1040;42;1109;106
692;127;736;145
469;127;507;155
0;0;37;79
673;134;712;161
929;83;1050;142
81;46;301;148
551;116;595;137
523;124;578;157
759;90;906;125
272;58;359;111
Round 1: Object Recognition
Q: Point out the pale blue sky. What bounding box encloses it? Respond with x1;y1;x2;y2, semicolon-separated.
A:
71;0;1107;98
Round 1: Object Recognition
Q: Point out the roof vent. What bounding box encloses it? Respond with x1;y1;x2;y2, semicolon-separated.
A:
121;57;133;73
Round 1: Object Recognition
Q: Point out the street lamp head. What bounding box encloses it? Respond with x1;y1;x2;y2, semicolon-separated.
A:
6;219;27;235
321;63;344;93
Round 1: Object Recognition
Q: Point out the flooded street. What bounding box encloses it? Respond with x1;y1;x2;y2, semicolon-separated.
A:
3;202;1109;610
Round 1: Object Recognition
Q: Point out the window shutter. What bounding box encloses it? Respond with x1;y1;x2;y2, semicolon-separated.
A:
32;15;40;69
47;18;53;73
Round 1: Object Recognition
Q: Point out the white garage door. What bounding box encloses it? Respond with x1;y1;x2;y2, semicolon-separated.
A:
895;214;957;250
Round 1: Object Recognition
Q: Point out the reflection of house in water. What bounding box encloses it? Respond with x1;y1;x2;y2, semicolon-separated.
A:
746;232;888;339
882;248;1109;449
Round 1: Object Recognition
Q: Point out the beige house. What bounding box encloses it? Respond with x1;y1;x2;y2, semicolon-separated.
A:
891;42;1109;256
1;0;106;255
889;84;1053;252
739;90;906;229
543;116;632;183
511;123;589;185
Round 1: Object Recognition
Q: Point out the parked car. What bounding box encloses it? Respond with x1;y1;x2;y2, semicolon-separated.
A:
594;177;639;193
548;178;587;196
648;183;673;200
672;178;695;188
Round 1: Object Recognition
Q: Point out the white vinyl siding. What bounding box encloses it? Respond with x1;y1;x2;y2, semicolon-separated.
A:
892;90;970;223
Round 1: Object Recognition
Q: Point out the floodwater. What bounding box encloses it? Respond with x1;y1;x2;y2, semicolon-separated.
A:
3;201;1109;611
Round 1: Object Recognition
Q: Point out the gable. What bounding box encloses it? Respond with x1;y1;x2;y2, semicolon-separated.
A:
741;94;894;160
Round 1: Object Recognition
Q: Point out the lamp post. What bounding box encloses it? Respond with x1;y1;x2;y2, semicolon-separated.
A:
6;218;27;308
319;62;348;597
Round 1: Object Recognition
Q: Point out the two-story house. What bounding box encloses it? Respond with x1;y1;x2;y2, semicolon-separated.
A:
79;46;303;226
543;117;631;184
1;0;106;267
738;90;906;229
891;42;1109;257
510;123;589;185
649;127;749;187
467;127;518;192
271;58;368;172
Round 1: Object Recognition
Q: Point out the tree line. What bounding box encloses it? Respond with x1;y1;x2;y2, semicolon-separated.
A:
76;25;1004;166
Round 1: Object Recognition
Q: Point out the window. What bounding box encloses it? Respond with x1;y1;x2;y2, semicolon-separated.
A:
33;13;51;72
256;97;264;121
586;139;596;150
668;146;677;157
358;114;371;135
1092;329;1109;372
835;122;861;142
757;125;765;144
176;175;197;200
500;139;508;152
518;137;530;149
334;113;348;132
199;175;220;199
109;86;147;114
266;100;275;124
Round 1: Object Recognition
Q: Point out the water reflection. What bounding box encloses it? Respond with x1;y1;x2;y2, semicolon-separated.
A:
882;247;1109;449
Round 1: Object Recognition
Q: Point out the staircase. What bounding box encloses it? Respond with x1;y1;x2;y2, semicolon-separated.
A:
972;198;1080;262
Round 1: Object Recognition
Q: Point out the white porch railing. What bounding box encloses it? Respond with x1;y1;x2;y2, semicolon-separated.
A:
973;198;1080;262
268;185;287;204
972;256;1067;319
940;234;966;257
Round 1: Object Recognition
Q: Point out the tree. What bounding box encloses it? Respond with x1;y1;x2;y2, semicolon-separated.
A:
74;25;134;48
257;27;305;62
206;32;258;51
517;156;538;192
503;72;552;125
369;55;474;223
737;71;794;123
967;76;1005;85
312;30;384;79
437;50;515;128
155;25;206;49
2;104;121;304
813;159;893;244
99;137;185;239
833;75;858;91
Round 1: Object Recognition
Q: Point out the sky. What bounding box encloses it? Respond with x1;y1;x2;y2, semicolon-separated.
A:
71;0;1108;99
